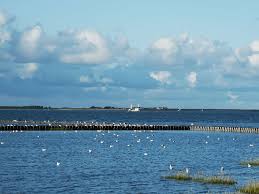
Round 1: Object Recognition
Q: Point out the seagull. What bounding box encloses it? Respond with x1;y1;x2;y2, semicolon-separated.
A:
127;144;131;147
205;141;208;144
88;149;92;153
220;167;224;174
0;142;4;145
144;153;148;156
169;164;173;170
110;145;113;148
249;144;254;147
56;162;60;166
42;148;46;152
137;139;141;143
248;164;251;168
100;141;104;144
185;168;189;174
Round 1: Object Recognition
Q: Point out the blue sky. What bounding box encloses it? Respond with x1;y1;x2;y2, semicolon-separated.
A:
0;1;259;108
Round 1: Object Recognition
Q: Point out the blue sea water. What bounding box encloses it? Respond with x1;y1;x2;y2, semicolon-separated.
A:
1;109;259;127
0;110;258;193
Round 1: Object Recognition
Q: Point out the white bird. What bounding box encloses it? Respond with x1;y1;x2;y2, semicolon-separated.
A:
144;153;148;156
169;164;173;170
185;168;189;174
127;144;131;147
205;141;208;144
248;164;251;168
137;139;141;143
249;144;254;147
56;162;60;166
110;145;113;148
42;148;46;152
100;141;104;144
0;142;4;145
88;149;92;153
220;167;224;174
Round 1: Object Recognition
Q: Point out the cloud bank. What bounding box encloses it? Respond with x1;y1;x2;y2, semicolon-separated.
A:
1;10;259;108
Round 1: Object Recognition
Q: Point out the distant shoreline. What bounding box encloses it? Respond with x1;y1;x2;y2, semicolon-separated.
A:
0;106;259;111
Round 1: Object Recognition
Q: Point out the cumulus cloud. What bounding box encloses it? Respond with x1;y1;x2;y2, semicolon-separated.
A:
0;10;14;27
79;75;113;85
149;71;171;84
79;75;91;83
59;30;110;65
250;40;259;52
17;63;38;79
16;25;44;61
248;54;259;67
186;71;197;88
227;92;239;103
83;86;107;92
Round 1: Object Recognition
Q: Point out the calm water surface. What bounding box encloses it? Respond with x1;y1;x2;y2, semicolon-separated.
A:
0;110;258;193
0;131;258;193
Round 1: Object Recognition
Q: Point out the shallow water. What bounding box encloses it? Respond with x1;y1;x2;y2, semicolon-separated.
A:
0;130;258;193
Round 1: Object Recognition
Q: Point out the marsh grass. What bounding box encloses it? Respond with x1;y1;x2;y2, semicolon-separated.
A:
240;159;259;166
239;182;259;194
163;171;192;181
193;175;237;185
164;171;236;186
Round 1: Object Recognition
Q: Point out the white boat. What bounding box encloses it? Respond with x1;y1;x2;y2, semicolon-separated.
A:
128;104;140;112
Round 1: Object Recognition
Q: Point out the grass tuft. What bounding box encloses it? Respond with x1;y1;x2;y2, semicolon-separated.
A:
164;171;192;181
240;159;259;166
164;171;236;186
193;175;236;185
239;182;259;194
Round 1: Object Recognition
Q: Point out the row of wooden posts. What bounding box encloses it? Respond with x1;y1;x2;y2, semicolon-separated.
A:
0;124;258;133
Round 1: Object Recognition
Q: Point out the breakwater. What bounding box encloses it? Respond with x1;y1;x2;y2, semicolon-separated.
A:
0;121;258;133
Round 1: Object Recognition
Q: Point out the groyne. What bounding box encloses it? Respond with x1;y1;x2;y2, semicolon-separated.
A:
0;121;258;133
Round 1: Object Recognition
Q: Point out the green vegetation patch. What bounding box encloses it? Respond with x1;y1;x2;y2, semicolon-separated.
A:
164;172;236;186
163;171;192;181
193;175;236;185
239;182;259;194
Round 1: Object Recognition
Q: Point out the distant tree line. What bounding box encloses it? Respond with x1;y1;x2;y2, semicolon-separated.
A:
0;106;51;109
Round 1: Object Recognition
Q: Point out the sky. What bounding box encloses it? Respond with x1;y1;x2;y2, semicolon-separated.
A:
0;0;259;108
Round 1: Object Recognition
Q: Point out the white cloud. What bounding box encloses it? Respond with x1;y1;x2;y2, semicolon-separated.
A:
149;71;171;84
17;25;43;59
17;63;38;79
250;40;259;52
150;38;179;65
248;54;259;67
0;10;12;27
227;92;239;103
99;77;113;84
186;71;197;88
83;86;107;92
59;30;110;64
79;75;91;83
0;31;10;45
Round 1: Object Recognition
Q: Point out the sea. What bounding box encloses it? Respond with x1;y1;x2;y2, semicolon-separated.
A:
0;109;258;193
